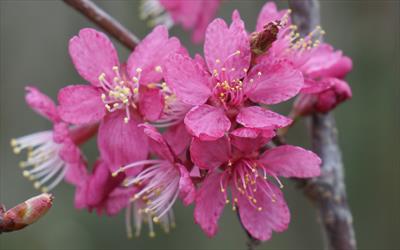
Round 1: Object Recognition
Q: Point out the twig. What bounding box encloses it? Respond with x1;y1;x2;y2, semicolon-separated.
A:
288;1;357;249
63;0;139;50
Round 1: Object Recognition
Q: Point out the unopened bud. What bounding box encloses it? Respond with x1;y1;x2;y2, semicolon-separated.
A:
0;193;53;233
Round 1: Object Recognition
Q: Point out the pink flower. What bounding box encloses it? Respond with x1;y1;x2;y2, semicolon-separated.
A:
11;87;93;192
256;2;352;115
164;11;303;141
74;159;135;216
113;124;195;237
140;0;221;43
191;135;321;241
58;26;187;172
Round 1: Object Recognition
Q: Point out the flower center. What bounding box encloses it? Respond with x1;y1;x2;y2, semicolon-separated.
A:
98;66;141;123
219;159;285;212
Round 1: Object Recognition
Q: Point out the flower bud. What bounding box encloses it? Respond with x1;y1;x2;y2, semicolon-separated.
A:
0;193;53;233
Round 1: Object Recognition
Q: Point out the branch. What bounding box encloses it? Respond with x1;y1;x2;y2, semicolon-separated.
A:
288;1;357;249
63;0;139;50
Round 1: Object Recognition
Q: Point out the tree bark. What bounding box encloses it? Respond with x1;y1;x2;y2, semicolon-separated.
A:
288;1;357;249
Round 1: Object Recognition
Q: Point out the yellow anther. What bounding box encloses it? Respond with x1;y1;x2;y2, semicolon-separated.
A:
132;77;139;83
105;104;111;111
112;169;121;177
10;139;17;147
154;65;162;72
124;117;129;123
22;170;30;177
234;198;238;203
41;187;48;193
235;50;241;55
98;73;106;81
225;199;230;204
101;93;106;100
112;66;119;72
13;148;21;154
33;181;41;189
153;217;159;223
220;188;225;193
149;232;156;238
133;88;139;94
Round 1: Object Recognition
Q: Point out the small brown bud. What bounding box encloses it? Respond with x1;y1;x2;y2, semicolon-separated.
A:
250;21;281;55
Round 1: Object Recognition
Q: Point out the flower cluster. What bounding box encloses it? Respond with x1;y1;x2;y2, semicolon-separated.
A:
11;2;352;241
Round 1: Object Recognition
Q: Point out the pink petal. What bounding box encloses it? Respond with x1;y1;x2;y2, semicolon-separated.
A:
204;11;250;82
301;43;343;77
190;136;230;170
164;122;191;156
58;85;105;125
25;86;59;122
194;172;226;237
256;2;288;32
86;160;125;207
235;180;290;241
64;160;87;186
160;0;201;29
178;164;196;206
140;124;174;162
301;78;334;94
230;128;272;154
138;87;164;122
59;140;81;164
323;56;353;79
314;78;352;113
69;28;119;87
98;111;149;173
190;0;220;43
164;53;211;105
102;187;136;216
259;145;321;178
236;106;292;129
127;26;181;84
184;104;231;141
74;180;89;209
244;61;303;105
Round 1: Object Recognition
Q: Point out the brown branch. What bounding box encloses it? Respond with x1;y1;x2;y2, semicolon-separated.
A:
63;0;139;50
288;1;357;249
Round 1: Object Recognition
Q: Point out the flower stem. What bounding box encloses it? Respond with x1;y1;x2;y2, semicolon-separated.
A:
63;0;139;50
288;1;357;249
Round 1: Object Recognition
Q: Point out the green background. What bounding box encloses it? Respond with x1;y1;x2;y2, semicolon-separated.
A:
1;0;399;249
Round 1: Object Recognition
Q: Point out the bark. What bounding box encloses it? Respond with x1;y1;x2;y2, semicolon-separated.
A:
288;1;357;249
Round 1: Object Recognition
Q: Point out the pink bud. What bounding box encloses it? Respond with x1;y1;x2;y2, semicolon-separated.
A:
293;79;352;116
0;193;53;233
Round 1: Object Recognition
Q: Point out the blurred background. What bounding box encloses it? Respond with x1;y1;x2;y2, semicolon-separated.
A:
0;0;399;249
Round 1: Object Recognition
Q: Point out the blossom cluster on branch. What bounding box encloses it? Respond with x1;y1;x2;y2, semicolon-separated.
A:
10;1;352;242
